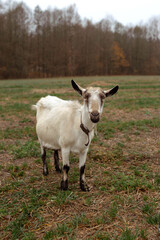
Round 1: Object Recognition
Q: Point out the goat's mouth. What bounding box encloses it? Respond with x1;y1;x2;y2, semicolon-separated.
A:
90;111;100;123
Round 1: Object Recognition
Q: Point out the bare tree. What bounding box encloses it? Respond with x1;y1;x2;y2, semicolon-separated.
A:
0;2;160;79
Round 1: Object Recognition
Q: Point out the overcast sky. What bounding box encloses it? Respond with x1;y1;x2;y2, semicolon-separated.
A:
20;0;160;25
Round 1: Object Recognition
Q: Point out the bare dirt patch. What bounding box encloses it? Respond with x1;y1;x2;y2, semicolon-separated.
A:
104;107;160;121
32;88;73;95
89;81;108;87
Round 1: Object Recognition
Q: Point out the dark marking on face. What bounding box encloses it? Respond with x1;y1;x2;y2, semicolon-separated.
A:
83;91;91;106
99;92;106;105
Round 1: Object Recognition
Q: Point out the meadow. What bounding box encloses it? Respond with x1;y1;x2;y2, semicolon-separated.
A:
0;76;160;240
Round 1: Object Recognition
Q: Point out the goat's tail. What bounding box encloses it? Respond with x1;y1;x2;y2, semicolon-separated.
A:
31;103;42;120
31;105;37;111
32;96;61;113
31;98;46;111
31;97;50;117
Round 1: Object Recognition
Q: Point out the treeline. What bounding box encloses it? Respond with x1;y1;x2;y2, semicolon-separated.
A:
0;2;160;79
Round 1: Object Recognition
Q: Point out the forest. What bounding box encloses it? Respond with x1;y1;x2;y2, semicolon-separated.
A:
0;1;160;79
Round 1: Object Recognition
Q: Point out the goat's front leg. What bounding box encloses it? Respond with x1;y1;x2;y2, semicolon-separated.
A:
42;147;49;176
79;150;90;191
61;148;70;190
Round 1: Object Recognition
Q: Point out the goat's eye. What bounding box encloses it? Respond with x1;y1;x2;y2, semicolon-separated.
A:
84;93;90;100
99;93;105;100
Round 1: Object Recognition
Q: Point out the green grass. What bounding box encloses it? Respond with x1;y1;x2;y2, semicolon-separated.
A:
6;187;44;240
10;140;40;159
44;223;74;239
96;202;118;224
6;164;25;178
146;213;160;225
102;170;153;193
1;103;31;114
49;191;78;206
97;118;160;139
119;228;138;240
108;96;160;109
0;126;35;139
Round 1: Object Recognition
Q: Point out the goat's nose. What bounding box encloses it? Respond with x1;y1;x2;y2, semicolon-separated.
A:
90;111;100;123
91;111;99;117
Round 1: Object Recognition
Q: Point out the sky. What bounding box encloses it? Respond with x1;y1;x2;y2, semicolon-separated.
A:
19;0;160;25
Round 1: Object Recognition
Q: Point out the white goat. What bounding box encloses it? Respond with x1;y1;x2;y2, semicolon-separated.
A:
32;80;119;191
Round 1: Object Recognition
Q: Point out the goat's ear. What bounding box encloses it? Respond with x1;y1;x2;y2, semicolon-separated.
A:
104;85;119;97
71;80;85;96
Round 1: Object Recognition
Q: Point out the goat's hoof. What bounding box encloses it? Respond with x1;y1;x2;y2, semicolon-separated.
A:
61;179;68;190
43;168;49;176
80;180;90;192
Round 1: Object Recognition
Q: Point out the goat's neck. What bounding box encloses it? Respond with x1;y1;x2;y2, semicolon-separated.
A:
81;105;95;131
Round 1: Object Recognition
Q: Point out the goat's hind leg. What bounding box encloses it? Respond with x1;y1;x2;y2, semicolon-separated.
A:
54;150;61;173
41;147;49;176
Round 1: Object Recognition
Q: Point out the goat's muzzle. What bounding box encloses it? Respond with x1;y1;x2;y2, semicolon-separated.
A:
90;111;100;123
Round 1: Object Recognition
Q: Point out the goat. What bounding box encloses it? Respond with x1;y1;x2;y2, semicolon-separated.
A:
32;80;119;191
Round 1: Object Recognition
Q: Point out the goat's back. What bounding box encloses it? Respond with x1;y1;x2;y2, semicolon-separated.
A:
36;95;66;109
34;96;82;149
35;95;81;110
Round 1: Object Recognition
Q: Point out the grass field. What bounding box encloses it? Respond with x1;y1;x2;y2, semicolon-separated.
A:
0;76;160;240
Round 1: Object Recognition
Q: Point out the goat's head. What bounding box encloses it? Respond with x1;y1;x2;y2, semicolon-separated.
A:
71;80;119;123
